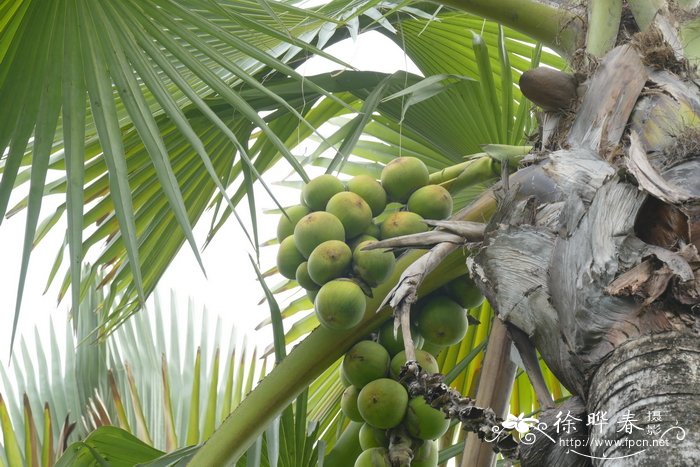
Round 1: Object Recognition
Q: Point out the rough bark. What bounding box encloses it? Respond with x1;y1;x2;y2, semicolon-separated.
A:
470;36;700;467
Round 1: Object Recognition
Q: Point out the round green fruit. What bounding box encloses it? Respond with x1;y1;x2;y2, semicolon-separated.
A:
347;175;387;217
407;185;453;220
352;240;395;287
348;235;378;253
404;396;450;440
380;212;428;240
412;440;439;467
341;386;364;422
276;236;305;280
359;424;389;450
444;275;485;309
390;350;439;379
416;295;468;346
307;240;352;285
326;191;373;239
420;341;446;358
362;222;381;239
295;262;319;291
302;174;345;211
294;211;345;258
380;157;429;202
340;364;351;387
342;341;390;388
307;288;318;303
377;320;423;357
315;280;366;330
354;448;392;467
276;205;311;242
357;378;408;429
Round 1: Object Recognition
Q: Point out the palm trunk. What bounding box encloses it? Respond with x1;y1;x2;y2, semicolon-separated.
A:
587;332;700;465
470;18;700;467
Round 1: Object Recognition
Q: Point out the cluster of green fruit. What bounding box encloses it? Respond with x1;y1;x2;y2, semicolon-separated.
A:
337;275;485;466
276;157;454;331
338;319;454;466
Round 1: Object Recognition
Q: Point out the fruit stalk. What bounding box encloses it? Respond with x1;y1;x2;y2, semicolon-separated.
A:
398;363;520;460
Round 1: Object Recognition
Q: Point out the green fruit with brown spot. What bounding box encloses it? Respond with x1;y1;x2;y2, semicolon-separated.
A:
359;424;389;450
276;205;311;242
357;378;408;429
315;280;366;330
379;211;428;239
390;349;439;379
295;262;319;291
302;174;345;211
294;211;345;258
307;240;352;285
381;157;429;202
407;185;453;220
377;320;423;356
352;240;395;287
444;275;485;309
326;191;373;238
276;236;305;280
404;396;450;440
342;341;390;388
412;440;439;467
341;386;364;422
416;295;468;346
347;175;387;217
354;448;392;467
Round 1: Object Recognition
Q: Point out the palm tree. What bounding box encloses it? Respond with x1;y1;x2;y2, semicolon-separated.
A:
1;1;699;466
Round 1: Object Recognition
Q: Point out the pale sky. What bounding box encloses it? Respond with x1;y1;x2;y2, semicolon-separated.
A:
0;31;420;361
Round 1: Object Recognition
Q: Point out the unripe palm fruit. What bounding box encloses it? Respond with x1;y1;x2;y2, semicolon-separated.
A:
359;424;389;450
420;341;446;358
295;262;319;291
347;175;387;217
307;240;352;285
348;235;378;253
381;157;429;202
302;174;344;211
357;378;408;429
416;295;468;346
380;211;428;239
276;236;305;280
404;397;450;440
341;386;364;422
307;289;318;303
390;350;439;379
377;320;423;356
444;275;485;309
362;222;381;239
276;205;311;242
352;240;395;287
407;185;453;220
326;191;373;239
340;364;352;387
411;440;439;467
294;211;345;258
354;448;392;467
343;341;390;388
315;280;366;330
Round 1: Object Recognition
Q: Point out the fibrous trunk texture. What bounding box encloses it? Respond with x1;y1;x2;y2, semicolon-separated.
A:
470;33;700;466
588;332;700;465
